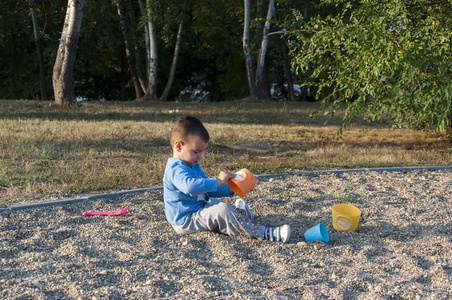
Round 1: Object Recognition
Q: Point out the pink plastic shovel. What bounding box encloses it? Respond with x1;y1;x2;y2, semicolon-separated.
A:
82;206;128;216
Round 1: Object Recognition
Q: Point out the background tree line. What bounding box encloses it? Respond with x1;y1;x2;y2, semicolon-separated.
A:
1;0;451;132
1;0;318;103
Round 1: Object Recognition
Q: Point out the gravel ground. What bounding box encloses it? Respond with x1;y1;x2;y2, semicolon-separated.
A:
1;169;451;299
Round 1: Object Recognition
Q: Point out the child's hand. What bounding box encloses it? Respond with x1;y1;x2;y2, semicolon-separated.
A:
217;171;235;187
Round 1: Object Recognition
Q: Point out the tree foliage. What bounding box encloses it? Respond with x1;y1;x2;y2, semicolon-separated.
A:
289;0;452;132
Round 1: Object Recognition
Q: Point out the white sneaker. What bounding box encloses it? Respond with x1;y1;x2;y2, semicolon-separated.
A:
265;225;291;243
235;198;255;219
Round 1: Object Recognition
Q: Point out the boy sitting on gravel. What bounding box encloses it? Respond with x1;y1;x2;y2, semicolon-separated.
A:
163;116;291;243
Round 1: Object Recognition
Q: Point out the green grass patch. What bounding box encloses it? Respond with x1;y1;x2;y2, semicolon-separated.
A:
336;195;358;203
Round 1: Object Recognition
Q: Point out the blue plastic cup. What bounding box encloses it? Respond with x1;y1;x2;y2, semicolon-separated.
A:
304;223;329;243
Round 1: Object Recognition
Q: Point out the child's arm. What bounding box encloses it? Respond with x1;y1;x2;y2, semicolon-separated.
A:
169;162;234;197
172;167;218;195
207;171;235;197
216;171;235;187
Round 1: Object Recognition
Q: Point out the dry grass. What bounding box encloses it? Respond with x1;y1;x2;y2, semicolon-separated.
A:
0;100;450;205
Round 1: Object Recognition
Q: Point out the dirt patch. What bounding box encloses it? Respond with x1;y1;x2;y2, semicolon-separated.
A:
1;169;451;299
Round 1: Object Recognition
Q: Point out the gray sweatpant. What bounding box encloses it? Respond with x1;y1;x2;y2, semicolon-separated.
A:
172;197;266;239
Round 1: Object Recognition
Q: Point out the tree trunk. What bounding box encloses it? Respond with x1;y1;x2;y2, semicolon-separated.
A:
298;63;311;101
447;114;452;137
117;1;143;99
120;51;127;101
52;0;85;106
284;50;295;101
261;62;272;99
298;0;311;102
305;0;310;22
243;0;259;100
10;31;18;99
142;0;158;101
137;0;150;79
29;0;47;100
255;0;275;99
143;32;158;100
256;0;271;100
159;21;183;102
126;0;146;93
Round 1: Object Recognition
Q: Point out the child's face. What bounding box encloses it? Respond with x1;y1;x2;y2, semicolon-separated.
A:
173;135;208;167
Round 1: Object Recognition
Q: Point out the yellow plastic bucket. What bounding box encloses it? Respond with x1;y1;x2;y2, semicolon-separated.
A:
227;169;256;198
332;203;361;231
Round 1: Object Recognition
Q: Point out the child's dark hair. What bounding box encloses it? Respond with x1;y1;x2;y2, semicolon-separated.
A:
170;116;210;146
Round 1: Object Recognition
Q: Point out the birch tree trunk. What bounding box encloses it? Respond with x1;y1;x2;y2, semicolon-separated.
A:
144;12;158;100
29;0;47;100
243;0;259;100
137;0;150;79
159;21;183;102
52;0;85;106
255;0;275;99
256;0;271;99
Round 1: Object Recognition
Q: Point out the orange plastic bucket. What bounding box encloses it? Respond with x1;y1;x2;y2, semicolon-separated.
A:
227;169;256;198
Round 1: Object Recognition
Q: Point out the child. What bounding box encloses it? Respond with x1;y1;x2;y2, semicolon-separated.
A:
163;116;291;243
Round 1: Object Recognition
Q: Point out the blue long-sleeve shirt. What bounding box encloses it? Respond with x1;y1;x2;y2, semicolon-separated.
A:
163;157;232;226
